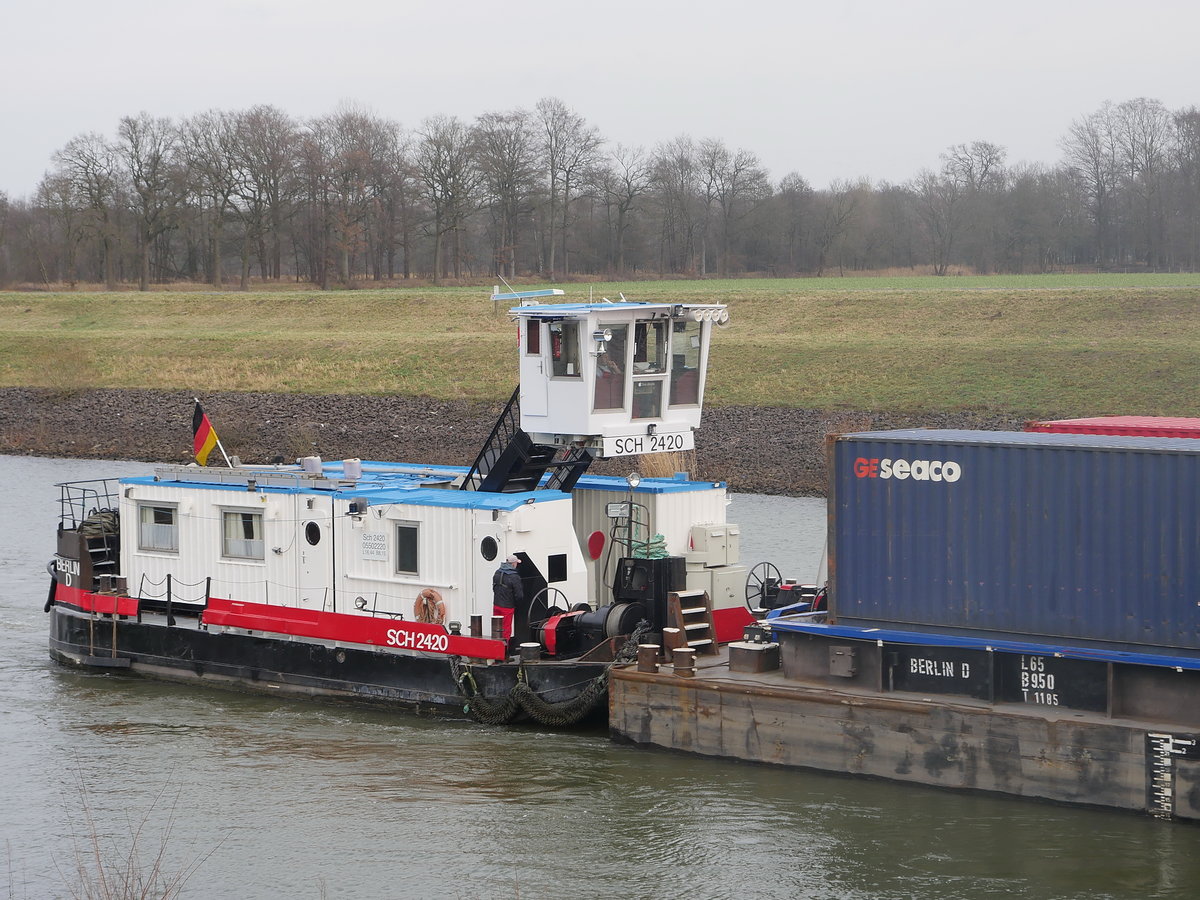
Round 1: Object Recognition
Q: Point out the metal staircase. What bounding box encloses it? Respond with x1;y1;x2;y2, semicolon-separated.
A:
666;589;719;655
461;386;593;493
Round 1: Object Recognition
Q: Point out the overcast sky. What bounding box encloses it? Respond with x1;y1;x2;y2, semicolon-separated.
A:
4;0;1198;200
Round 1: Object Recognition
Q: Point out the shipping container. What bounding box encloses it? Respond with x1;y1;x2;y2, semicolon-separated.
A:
829;429;1200;654
1026;416;1200;438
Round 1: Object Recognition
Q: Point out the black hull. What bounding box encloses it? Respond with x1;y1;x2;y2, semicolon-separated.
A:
49;606;609;725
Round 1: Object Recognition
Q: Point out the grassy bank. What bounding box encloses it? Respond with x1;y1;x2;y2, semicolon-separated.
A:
2;276;1198;417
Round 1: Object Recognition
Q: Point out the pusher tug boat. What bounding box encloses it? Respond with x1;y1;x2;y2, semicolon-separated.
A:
47;291;754;725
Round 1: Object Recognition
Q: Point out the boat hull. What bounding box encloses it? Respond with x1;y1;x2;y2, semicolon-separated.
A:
48;605;609;724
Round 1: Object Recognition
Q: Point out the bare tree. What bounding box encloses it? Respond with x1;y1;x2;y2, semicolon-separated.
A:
775;172;814;273
815;179;867;276
596;144;652;274
1173;106;1200;270
415;115;480;283
650;136;702;274
941;141;1007;272
1061;102;1122;264
371;125;417;280
116;112;184;290
180;110;242;287
52;132;122;289
474;108;539;278
536;97;603;279
231;105;299;285
1114;98;1174;267
698;139;771;275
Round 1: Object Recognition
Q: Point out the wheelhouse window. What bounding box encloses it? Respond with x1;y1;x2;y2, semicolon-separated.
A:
138;504;178;552
525;319;541;355
633;321;666;374
669;319;703;406
593;324;628;410
631;319;667;418
395;522;419;575
549;321;581;377
222;510;264;560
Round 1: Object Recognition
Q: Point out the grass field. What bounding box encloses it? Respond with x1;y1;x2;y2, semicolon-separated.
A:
2;275;1198;417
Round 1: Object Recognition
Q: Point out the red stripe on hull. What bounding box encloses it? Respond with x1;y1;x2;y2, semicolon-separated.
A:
55;584;140;617
202;597;508;660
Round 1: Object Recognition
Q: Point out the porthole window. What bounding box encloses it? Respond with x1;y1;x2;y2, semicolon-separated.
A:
305;522;321;545
480;536;498;561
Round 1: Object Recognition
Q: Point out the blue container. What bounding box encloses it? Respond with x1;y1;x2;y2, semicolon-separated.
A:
829;429;1200;653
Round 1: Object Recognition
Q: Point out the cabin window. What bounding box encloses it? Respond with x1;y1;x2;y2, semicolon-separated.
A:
525;319;541;355
593;324;627;410
669;319;702;406
549;321;580;377
633;320;666;374
632;319;667;418
138;504;178;552
395;522;419;575
548;553;567;583
222;510;264;560
631;380;663;419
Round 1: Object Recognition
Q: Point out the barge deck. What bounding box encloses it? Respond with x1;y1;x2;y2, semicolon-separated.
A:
609;641;1200;822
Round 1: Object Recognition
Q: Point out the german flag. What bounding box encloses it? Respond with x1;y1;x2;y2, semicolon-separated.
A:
192;401;219;466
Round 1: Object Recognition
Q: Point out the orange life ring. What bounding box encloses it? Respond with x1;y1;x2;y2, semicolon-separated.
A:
414;588;447;625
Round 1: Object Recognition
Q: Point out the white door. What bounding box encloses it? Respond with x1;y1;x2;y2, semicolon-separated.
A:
297;495;335;611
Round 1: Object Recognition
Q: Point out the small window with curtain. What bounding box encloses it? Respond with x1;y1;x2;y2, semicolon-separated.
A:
138;504;178;552
525;319;541;355
395;522;419;575
222;510;264;560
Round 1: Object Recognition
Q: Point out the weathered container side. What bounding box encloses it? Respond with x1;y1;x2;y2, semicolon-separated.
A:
1026;416;1200;438
829;430;1200;654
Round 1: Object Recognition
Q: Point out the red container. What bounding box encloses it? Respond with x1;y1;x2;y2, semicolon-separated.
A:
1025;416;1200;438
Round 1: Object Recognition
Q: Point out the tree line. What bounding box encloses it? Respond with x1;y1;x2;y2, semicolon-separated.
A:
0;95;1197;289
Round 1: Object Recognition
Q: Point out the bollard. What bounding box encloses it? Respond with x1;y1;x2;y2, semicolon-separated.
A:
469;614;483;638
673;646;696;678
519;642;541;663
662;627;684;655
491;615;504;640
637;644;660;673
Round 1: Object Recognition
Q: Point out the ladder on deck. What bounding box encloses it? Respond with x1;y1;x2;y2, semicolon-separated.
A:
666;590;719;656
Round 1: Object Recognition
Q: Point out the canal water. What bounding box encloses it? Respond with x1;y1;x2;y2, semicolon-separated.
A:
2;455;1197;898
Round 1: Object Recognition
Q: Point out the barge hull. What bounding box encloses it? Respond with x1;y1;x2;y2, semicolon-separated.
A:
49;605;606;720
609;665;1200;821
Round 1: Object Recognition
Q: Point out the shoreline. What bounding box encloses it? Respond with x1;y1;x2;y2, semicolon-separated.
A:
0;387;1028;496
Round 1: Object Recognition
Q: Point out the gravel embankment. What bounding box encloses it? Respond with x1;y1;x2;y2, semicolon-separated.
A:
0;388;1028;496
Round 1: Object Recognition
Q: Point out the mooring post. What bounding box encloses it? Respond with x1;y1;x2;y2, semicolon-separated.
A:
637;644;660;673
673;646;696;677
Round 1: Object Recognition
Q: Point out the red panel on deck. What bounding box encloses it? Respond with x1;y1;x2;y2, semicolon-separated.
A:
713;606;756;643
1025;416;1200;438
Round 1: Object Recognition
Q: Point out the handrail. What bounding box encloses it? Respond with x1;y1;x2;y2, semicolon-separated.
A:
461;384;521;490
